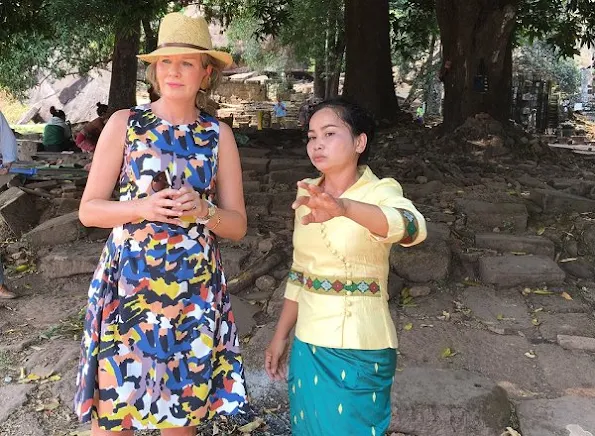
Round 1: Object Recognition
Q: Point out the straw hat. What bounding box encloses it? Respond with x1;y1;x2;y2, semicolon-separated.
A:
137;12;232;68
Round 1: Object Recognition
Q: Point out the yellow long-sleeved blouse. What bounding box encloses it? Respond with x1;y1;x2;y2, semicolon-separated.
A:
285;166;427;350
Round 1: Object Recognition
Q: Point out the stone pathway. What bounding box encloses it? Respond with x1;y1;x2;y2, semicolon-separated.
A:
1;126;595;435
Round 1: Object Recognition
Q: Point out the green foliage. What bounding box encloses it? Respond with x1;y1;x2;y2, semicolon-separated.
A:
517;0;595;57
389;0;438;71
0;0;294;97
279;0;342;63
514;40;581;95
225;15;284;71
202;0;292;37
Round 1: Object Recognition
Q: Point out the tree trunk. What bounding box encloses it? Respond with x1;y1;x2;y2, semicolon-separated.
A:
108;20;141;111
344;0;399;122
436;0;518;131
142;18;157;54
328;14;345;98
314;58;325;99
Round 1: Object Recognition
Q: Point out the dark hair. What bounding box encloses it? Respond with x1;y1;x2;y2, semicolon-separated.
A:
307;97;375;165
49;106;66;120
96;102;108;116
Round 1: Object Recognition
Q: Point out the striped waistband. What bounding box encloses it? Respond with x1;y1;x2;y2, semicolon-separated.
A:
288;270;382;297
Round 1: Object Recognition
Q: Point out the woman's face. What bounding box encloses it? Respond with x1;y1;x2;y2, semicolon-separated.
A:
306;107;366;174
155;54;211;102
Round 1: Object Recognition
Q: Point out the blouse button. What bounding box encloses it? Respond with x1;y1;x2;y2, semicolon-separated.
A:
346;301;352;307
345;311;352;317
346;280;353;286
346;291;353;296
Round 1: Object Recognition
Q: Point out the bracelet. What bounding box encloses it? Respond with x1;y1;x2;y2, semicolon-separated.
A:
207;213;221;231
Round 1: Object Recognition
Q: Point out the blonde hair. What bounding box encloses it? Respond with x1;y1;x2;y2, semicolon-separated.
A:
145;54;223;111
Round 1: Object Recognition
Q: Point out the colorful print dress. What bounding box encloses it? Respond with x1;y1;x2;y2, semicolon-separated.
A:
74;106;247;431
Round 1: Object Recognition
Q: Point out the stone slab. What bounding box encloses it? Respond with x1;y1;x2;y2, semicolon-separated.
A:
460;286;533;332
455;199;528;232
268;169;315;186
39;242;103;278
557;335;595;352
0;384;34;423
530;189;595;214
390;239;451;282
534;344;595;395
269;159;314;172
475;233;555;257
237;148;270;158
391;368;511;436
24;211;87;248
538;313;595;341
221;247;251;280
527;290;592;314
479;255;565;287
517;396;595;436
229;294;257;337
241;157;270;173
0;187;38;239
397;321;549;398
242;322;288;402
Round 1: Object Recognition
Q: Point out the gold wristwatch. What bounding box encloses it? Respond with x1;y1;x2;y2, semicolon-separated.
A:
196;201;216;224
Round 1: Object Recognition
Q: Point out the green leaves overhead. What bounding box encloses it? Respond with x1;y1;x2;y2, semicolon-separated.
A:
517;0;595;57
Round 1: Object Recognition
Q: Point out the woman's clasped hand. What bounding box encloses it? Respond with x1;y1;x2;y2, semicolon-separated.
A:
140;186;209;224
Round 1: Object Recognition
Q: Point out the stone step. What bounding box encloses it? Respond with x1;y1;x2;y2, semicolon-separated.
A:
529;188;595;213
241;157;269;173
39;242;103;278
0;187;38;240
269;158;313;172
478;254;565;287
24;211;87;248
475;233;555;257
391;368;511;436
517;396;595;436
455;199;528;233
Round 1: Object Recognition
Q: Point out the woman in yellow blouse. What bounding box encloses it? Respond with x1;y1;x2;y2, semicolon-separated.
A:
265;98;427;435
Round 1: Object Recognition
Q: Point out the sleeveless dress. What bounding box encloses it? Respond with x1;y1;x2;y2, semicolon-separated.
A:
73;106;248;431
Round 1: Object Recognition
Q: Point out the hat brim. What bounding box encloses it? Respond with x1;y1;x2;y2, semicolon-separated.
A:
137;46;233;69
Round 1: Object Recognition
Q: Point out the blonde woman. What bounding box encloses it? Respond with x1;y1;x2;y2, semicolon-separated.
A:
74;13;248;435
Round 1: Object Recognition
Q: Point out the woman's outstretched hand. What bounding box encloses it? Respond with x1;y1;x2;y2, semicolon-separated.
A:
292;181;348;225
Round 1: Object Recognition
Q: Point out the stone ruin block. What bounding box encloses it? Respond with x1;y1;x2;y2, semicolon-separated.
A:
0;187;38;240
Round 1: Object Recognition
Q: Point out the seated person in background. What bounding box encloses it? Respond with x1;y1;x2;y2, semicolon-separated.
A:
75;102;109;153
43;106;73;152
0;110;17;175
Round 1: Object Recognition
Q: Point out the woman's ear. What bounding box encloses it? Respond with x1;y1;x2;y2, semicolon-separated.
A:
355;133;368;154
200;64;214;90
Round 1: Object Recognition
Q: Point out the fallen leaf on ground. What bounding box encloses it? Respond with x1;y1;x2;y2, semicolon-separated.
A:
238;418;264;433
524;350;536;359
441;347;457;358
532;289;554;295
561;292;573;301
531;318;541;326
403;323;413;331
500;427;522;436
536;226;546;235
559;257;578;263
438;310;451;321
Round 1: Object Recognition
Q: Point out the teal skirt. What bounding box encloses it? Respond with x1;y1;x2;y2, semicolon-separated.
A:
288;337;397;436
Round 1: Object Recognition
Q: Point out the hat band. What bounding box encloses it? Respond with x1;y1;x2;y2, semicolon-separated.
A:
157;42;209;51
